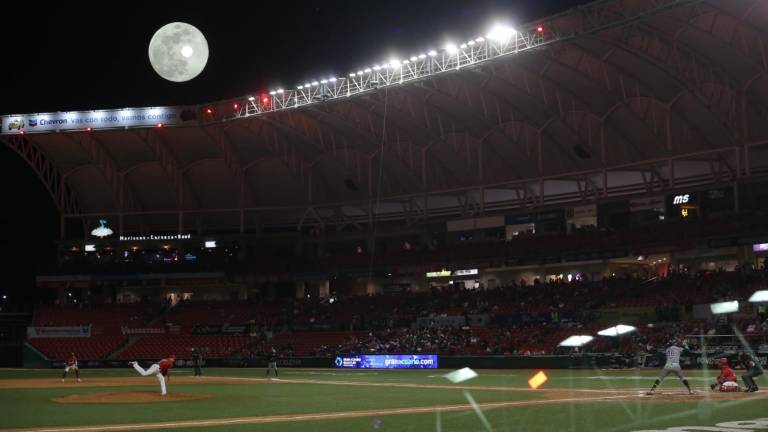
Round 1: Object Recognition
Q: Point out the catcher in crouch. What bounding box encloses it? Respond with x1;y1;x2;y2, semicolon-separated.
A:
710;358;740;392
129;355;175;395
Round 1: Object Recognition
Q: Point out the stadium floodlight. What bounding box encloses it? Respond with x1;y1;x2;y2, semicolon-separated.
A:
276;89;284;93
304;82;311;87
428;50;437;56
597;324;637;337
373;65;381;70
460;43;467;48
486;24;517;41
749;291;768;303
475;37;485;42
364;68;372;73
320;79;327;84
403;59;410;64
297;85;304;89
559;335;594;347
269;91;276;95
468;40;476;46
410;56;418;61
247;96;255;101
329;77;337;82
445;43;458;54
389;58;401;66
349;73;356;77
312;81;319;86
418;53;427;59
710;300;739;314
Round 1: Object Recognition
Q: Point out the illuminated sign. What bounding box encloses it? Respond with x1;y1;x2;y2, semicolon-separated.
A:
1;107;198;134
119;234;191;241
753;243;768;252
84;244;96;252
453;269;479;276
672;194;690;205
204;241;217;248
426;270;452;278
90;219;113;238
681;208;689;218
334;354;438;369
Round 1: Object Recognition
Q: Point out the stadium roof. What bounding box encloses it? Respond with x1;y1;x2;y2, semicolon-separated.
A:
2;0;768;234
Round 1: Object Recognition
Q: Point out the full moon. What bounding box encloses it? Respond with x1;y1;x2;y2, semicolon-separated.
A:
148;22;209;82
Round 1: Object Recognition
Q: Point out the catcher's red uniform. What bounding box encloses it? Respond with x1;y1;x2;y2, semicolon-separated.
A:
717;365;737;384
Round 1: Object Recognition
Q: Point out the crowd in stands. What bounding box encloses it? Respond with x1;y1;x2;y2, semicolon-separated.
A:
27;266;768;362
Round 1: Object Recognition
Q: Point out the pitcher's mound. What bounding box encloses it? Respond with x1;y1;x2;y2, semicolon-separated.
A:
53;391;212;404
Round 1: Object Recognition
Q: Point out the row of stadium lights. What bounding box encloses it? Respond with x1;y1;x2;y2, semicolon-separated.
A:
561;290;768;347
196;25;540;121
13;24;538;135
258;24;541;97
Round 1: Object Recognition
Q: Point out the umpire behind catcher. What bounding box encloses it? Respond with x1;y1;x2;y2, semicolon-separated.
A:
192;348;203;377
738;351;763;392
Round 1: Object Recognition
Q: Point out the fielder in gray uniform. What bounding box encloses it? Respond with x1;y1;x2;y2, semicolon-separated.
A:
647;339;694;395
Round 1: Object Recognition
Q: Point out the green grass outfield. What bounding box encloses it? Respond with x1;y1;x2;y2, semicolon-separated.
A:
0;367;766;432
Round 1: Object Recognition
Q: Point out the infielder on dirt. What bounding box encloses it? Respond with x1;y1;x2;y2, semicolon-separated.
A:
61;352;81;382
647;338;693;395
129;355;175;395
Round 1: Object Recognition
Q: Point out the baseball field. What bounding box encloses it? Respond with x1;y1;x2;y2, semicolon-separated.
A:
0;367;765;432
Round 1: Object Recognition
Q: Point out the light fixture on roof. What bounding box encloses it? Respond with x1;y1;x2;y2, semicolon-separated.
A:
248;96;255;101
90;219;113;238
311;81;319;86
460;43;467;48
418;53;427;59
445;43;458;54
364;68;371;73
373;65;381;70
276;89;284;93
749;290;768;303
320;79;327;84
559;335;594;347
710;301;739;314
389;58;401;66
403;59;410;64
597;325;637;337
329;77;337;82
269;91;276;95
475;37;485;42
486;24;516;41
349;73;356;77
468;40;476;46
410;56;417;61
427;50;437;56
297;85;304;89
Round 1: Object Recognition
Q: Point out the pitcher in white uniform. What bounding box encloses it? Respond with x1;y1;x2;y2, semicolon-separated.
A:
647;338;693;395
129;355;175;395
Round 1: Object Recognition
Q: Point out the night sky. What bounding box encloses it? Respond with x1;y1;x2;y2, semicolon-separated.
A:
0;0;589;305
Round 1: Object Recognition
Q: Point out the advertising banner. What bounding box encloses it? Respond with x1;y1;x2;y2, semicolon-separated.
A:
334;354;438;369
2;106;198;134
120;326;165;335
27;326;91;338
